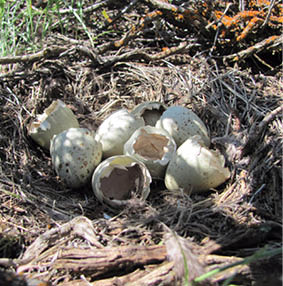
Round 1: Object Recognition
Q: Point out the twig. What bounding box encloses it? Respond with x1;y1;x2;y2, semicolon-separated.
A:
0;39;196;69
253;53;274;70
206;3;232;30
76;45;104;64
223;34;282;62
262;0;276;27
0;46;69;65
146;0;186;13
238;0;246;11
99;40;198;67
59;261;175;286
52;245;167;273
0;44;104;66
53;33;81;44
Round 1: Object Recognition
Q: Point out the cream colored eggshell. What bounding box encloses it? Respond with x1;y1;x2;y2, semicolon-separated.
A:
131;101;167;126
155;105;210;147
165;136;230;193
124;126;176;178
95;109;144;158
50;128;102;188
28;100;79;150
91;155;152;208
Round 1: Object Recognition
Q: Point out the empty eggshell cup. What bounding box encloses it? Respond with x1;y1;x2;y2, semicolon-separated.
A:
124;126;176;179
131;101;167;126
28;99;79;150
91;155;152;208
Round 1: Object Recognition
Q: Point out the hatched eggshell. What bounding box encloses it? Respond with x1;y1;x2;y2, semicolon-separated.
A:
28;99;79;150
155;105;210;147
50;128;102;188
131;101;167;126
124;126;176;178
92;155;152;208
95;109;144;158
165;136;230;193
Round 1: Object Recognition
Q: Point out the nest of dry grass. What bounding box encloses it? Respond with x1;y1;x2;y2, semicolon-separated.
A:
0;1;282;285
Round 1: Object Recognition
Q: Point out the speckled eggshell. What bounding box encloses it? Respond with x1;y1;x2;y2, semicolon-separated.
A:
95;109;145;158
165;136;230;193
155;105;210;147
50;128;102;188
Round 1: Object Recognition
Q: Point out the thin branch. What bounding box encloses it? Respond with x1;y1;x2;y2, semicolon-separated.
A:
0;46;69;65
262;0;276;27
145;0;186;13
223;34;282;62
99;40;198;67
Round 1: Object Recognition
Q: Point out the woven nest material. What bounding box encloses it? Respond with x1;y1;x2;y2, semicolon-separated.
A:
0;1;282;285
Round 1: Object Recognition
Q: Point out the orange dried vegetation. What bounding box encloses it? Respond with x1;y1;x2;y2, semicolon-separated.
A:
212;0;282;41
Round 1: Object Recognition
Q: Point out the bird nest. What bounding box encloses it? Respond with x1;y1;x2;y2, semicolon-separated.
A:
0;1;282;285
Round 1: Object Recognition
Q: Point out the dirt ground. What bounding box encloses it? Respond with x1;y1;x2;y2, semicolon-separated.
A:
0;1;282;285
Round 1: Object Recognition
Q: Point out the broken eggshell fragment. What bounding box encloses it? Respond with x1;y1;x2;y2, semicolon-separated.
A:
50;128;102;188
165;136;230;193
28;100;79;150
124;126;176;179
131;101;167;126
92;155;152;208
95;109;144;158
155;105;210;147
